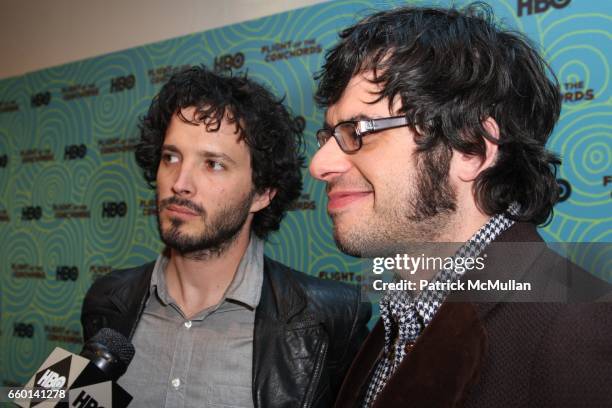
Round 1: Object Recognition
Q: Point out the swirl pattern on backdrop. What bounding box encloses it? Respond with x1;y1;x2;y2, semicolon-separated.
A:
0;0;610;385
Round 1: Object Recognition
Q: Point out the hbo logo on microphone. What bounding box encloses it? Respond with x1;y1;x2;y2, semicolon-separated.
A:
102;201;127;218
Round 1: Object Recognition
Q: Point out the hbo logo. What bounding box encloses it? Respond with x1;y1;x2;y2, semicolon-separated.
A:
21;206;42;221
13;322;34;338
102;201;127;218
214;52;245;72
56;266;79;281
517;0;571;17
110;74;136;93
64;144;87;160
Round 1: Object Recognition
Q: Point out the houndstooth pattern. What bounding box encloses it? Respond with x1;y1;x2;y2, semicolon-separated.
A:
362;208;516;407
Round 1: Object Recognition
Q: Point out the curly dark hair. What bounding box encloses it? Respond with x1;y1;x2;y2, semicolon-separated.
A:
315;2;562;225
136;65;304;239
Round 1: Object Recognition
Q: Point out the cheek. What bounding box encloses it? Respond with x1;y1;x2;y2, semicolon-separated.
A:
370;165;413;208
195;172;254;205
157;177;169;191
156;168;173;190
195;181;230;210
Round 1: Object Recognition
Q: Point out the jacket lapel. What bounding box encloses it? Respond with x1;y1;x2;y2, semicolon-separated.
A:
334;321;385;408
85;261;154;341
460;222;548;318
116;262;154;340
371;302;487;408
253;257;327;408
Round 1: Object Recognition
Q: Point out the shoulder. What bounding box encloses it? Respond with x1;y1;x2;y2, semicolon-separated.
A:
81;261;155;342
532;245;612;301
263;256;367;313
545;302;612;346
262;256;371;368
84;262;154;307
532;302;612;404
495;222;611;300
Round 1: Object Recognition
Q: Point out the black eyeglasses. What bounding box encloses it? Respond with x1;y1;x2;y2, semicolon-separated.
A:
315;115;410;153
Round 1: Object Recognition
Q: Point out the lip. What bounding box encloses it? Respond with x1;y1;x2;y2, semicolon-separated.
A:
165;204;199;217
327;190;372;211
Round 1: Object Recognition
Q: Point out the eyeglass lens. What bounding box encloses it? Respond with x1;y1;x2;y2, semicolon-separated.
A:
316;122;362;152
335;123;360;151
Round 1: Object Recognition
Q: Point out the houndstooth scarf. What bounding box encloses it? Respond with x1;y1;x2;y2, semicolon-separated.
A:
362;210;516;407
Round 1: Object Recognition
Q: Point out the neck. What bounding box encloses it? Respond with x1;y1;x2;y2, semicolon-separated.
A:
165;225;253;318
453;203;491;243
398;201;492;283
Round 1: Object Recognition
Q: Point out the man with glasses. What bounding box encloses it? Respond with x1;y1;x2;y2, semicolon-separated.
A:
310;4;612;408
81;66;371;408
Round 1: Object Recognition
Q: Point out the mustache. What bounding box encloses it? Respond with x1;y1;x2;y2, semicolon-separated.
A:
158;196;205;215
325;179;373;194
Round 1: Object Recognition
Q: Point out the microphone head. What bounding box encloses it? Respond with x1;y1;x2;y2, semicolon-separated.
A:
89;328;135;366
81;328;135;381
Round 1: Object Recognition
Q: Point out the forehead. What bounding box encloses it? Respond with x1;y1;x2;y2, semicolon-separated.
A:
165;107;243;145
325;73;398;124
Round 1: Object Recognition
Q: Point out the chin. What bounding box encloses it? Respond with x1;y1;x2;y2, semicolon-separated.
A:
332;226;365;258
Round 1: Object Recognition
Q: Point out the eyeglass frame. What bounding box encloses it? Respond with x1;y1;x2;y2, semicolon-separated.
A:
315;115;410;153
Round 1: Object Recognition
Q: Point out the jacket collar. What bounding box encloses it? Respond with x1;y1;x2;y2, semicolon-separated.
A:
114;262;155;340
463;222;545;318
253;257;324;408
259;256;307;322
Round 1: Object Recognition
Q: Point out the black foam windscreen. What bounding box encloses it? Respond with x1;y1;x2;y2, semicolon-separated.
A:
87;328;135;367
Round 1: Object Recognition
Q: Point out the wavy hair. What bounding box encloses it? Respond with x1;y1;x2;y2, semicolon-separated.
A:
136;65;304;239
316;2;562;225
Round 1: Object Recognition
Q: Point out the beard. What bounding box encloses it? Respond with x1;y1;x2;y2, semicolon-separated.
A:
157;190;255;260
330;144;457;258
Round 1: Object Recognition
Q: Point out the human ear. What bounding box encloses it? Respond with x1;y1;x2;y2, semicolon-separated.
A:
455;117;499;182
250;188;277;213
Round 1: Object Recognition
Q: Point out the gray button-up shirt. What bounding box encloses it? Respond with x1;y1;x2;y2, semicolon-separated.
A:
118;236;264;408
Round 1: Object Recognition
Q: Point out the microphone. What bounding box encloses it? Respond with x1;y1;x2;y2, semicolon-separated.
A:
80;328;135;382
13;328;134;408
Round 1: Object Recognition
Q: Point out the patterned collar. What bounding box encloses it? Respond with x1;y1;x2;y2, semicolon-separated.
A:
391;208;517;344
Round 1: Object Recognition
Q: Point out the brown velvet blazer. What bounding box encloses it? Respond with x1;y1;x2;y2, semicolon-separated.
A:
334;222;612;408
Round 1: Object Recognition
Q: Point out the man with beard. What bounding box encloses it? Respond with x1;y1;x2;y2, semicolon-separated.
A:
309;4;612;408
81;66;370;408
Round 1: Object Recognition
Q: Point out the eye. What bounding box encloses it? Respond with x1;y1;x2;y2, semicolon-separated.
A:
162;153;179;164
206;160;225;171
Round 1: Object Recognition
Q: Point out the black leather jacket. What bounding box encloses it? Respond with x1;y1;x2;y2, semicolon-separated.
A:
81;256;371;408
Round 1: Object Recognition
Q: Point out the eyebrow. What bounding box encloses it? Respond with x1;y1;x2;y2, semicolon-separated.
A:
161;144;237;165
323;114;376;129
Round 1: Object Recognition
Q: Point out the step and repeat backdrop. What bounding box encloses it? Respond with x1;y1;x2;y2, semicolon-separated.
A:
0;0;610;385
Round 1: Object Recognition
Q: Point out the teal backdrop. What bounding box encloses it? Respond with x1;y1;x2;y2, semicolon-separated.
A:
1;0;610;385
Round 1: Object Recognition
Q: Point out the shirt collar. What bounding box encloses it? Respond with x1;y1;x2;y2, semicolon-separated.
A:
224;234;264;309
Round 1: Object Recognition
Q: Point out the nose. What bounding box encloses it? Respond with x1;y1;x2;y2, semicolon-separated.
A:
171;162;196;197
309;136;352;182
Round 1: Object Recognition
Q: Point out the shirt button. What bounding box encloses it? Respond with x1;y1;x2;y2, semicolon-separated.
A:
184;321;192;329
171;378;181;389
